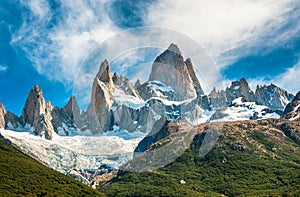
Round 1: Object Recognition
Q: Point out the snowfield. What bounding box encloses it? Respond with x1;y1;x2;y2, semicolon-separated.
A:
212;97;280;122
0;128;144;174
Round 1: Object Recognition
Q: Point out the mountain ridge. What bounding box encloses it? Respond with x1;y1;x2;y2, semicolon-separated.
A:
0;43;296;141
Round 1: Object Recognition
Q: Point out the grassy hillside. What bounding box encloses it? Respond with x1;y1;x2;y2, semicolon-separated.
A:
0;137;104;197
99;119;300;196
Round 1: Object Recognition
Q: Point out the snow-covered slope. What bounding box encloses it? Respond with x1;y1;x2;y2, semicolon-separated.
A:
211;97;280;122
0;128;144;184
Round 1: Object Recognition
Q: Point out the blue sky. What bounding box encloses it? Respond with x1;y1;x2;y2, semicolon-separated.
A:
0;0;300;115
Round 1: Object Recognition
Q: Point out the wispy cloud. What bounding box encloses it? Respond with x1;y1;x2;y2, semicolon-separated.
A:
0;65;7;72
145;0;299;68
272;58;300;94
11;0;119;86
9;0;300;96
242;57;300;95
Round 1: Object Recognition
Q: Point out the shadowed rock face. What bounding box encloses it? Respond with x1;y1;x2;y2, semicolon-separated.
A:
20;85;54;140
185;58;204;96
283;91;300;120
133;117;194;158
133;117;176;157
149;43;197;101
255;84;294;111
226;78;255;103
4;112;19;129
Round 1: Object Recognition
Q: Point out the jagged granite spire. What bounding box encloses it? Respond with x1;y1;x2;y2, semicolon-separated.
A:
185;58;204;96
20;85;54;140
96;59;115;90
226;78;255;103
255;84;294;111
149;43;197;101
87;60;114;133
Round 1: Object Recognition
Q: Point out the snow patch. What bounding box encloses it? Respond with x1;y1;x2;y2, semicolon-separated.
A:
113;88;145;109
147;81;175;93
212;97;280;122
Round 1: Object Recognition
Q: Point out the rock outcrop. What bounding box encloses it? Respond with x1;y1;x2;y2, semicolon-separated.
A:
226;78;255;103
149;43;197;101
4;111;19;129
185;58;204;96
133;117;178;157
209;87;227;108
0;102;6;129
283;91;300;120
255;84;294;111
51;95;87;135
113;74;141;99
20;85;54;139
87;60;114;134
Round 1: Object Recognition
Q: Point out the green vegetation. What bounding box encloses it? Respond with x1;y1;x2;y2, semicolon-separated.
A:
0;138;104;197
100;121;300;196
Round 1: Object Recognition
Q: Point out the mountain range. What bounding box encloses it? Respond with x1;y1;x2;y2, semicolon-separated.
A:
0;43;296;139
1;43;300;195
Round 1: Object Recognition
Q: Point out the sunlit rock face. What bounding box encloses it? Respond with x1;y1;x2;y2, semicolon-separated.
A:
0;102;6;129
149;43;197;101
87;64;114;133
20;85;54;140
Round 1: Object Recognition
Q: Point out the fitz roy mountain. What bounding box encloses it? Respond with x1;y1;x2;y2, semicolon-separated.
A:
0;43;295;139
1;43;300;193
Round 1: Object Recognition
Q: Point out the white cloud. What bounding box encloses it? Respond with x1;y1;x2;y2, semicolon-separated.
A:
240;58;300;95
10;0;300;97
145;0;298;67
272;59;300;94
0;65;7;72
11;0;120;85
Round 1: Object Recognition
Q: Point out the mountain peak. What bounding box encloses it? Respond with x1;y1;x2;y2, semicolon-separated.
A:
283;91;300;120
64;95;80;113
293;91;300;101
96;59;114;90
167;43;182;55
149;44;197;100
21;85;54;139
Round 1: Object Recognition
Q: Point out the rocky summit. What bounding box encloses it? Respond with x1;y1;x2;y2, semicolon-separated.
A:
283;91;300;120
0;43;297;140
149;43;198;101
20;85;54;140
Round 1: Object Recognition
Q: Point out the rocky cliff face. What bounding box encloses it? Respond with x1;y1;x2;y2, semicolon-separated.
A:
113;74;141;99
133;117;179;157
20;85;54;139
149;43;197;101
87;76;114;134
0;102;6;129
4;112;19;129
226;78;255;103
209;87;227;109
51;95;87;135
255;84;294;111
185;58;204;96
283;91;300;120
